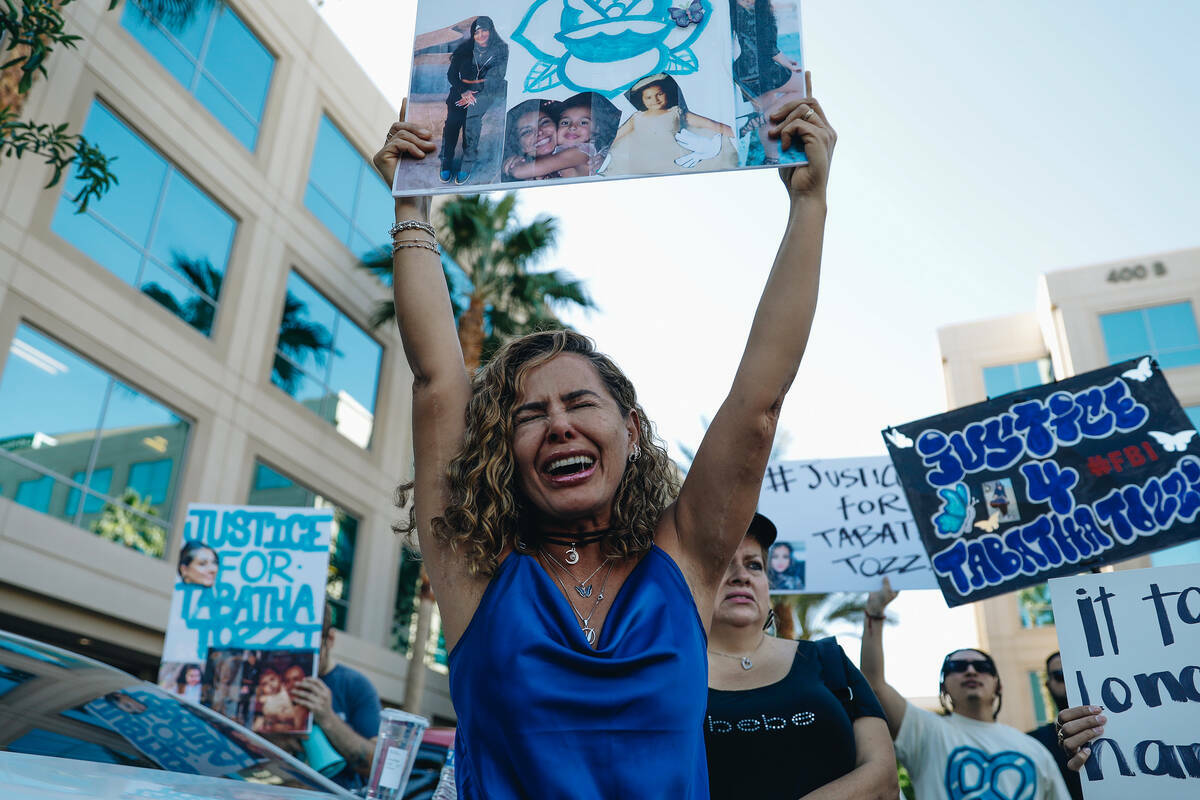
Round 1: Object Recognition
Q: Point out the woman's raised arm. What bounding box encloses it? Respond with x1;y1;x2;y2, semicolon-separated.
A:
372;102;482;644
663;74;835;609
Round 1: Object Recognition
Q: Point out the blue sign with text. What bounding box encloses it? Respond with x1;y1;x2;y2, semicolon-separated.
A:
884;357;1200;607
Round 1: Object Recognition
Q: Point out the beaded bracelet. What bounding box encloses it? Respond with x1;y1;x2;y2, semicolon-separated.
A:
392;239;441;255
389;220;436;238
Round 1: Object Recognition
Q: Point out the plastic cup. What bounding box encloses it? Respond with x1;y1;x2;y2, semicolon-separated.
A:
365;709;429;800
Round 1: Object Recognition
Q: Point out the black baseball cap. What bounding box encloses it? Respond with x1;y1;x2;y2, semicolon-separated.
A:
746;513;778;550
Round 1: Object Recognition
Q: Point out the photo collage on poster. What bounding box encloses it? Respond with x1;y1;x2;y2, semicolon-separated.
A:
159;505;333;735
395;0;807;195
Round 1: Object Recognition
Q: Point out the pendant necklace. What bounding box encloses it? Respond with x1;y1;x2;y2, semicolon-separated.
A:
539;552;615;646
542;547;609;598
710;633;766;671
539;530;608;566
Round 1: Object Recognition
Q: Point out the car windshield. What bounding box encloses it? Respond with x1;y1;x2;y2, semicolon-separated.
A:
0;633;342;793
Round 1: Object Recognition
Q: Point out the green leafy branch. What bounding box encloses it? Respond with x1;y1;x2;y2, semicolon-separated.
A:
1;0;120;211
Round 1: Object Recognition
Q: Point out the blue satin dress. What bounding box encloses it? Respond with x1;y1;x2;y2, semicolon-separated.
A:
448;544;710;799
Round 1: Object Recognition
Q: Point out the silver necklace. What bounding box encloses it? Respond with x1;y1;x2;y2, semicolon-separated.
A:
539;552;615;646
710;634;766;670
541;547;609;598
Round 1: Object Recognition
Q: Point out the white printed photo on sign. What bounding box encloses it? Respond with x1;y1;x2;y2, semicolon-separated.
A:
1048;563;1200;800
756;457;937;593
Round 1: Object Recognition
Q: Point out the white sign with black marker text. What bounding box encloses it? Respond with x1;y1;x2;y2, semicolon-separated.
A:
1049;563;1200;800
757;457;937;593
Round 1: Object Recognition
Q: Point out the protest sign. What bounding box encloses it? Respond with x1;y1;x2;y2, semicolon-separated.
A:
160;505;332;733
756;457;937;592
885;357;1200;607
394;0;807;196
1048;563;1200;799
84;688;259;775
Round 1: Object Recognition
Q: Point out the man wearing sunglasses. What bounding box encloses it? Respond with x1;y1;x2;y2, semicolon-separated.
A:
1027;652;1083;800
860;578;1070;800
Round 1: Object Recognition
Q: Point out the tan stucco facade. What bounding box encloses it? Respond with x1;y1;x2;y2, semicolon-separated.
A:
0;0;452;720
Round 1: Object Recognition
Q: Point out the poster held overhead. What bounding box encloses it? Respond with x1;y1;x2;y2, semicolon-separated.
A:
885;357;1200;607
160;504;334;734
394;0;808;196
756;457;937;593
1048;563;1200;800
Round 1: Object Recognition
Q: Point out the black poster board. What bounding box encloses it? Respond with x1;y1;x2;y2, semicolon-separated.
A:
884;357;1200;607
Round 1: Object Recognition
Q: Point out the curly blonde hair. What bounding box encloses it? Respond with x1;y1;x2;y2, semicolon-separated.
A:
395;330;678;576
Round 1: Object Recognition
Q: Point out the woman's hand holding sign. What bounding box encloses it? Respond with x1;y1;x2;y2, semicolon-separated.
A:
768;72;835;202
372;99;437;220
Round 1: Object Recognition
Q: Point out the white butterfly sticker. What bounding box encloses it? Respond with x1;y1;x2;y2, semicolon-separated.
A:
974;510;1001;533
1149;430;1198;453
885;429;914;449
1122;357;1153;382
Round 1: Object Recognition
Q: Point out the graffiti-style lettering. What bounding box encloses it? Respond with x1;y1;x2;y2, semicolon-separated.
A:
1021;460;1079;515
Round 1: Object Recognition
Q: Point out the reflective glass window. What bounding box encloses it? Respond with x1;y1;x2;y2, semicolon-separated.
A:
305;116;392;257
0;325;190;557
51;101;237;337
246;461;357;630
271;271;382;448
982;358;1053;398
121;1;273;150
1028;671;1051;725
128;459;174;505
1017;583;1054;628
65;467;114;516
391;548;447;671
1101;302;1200;369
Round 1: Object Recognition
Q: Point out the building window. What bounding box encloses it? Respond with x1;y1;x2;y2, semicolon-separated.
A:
51;101;237;337
65;467;113;515
270;271;382;449
247;461;357;630
391;551;448;672
121;1;274;150
305;115;393;257
1028;671;1052;725
1100;302;1200;369
982;358;1053;398
1017;583;1054;628
0;325;190;557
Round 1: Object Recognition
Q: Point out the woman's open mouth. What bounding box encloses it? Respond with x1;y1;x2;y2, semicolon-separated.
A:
543;454;597;485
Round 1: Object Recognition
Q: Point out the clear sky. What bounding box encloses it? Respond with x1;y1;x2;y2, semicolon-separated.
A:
315;0;1200;698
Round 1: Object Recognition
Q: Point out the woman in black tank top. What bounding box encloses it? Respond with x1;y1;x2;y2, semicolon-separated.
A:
705;515;897;799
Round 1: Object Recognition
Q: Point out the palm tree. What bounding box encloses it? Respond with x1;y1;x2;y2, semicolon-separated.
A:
772;593;885;641
128;0;213;30
360;192;595;370
90;488;165;557
142;254;333;394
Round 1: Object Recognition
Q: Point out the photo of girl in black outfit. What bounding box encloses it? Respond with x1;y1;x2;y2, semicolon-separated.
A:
440;16;509;185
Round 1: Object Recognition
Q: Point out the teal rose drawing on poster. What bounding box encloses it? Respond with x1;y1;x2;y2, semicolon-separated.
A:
514;0;711;97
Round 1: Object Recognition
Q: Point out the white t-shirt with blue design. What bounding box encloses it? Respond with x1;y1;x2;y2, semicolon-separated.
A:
895;702;1070;800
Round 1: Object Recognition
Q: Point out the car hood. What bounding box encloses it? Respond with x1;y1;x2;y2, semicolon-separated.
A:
0;751;339;800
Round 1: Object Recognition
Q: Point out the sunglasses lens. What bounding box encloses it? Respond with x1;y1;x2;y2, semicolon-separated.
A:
945;659;996;675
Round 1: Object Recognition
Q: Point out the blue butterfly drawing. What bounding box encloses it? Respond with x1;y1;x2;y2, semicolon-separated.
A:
669;0;704;27
933;483;976;538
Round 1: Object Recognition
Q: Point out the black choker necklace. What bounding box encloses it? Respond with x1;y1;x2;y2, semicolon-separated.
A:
516;529;612;565
540;530;609;546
